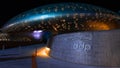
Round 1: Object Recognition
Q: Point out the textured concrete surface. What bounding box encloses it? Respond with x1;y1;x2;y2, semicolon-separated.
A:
51;30;120;66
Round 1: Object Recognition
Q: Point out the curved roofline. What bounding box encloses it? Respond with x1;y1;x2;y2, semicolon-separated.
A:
3;2;118;28
1;2;120;33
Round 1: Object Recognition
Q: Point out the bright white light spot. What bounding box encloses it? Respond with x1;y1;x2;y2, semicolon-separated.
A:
40;15;49;19
7;23;15;27
32;30;43;39
33;30;43;33
32;14;55;21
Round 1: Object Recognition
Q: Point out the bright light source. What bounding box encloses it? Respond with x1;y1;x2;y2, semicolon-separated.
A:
37;47;50;58
33;30;43;33
32;30;43;39
32;14;55;20
40;15;49;19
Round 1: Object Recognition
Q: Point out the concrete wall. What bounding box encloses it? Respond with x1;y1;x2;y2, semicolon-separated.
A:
50;30;120;66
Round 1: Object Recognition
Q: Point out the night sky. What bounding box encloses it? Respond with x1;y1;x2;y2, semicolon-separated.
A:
0;0;120;28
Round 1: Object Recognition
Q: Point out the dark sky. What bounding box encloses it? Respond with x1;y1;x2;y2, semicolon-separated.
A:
0;0;120;28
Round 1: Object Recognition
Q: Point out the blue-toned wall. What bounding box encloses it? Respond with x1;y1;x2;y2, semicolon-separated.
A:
50;30;120;66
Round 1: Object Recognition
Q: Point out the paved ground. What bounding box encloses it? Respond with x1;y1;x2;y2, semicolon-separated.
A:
0;58;32;68
0;56;120;68
36;57;120;68
0;44;120;68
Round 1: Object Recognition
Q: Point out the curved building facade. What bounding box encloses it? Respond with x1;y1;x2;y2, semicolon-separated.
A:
2;3;120;34
1;3;120;66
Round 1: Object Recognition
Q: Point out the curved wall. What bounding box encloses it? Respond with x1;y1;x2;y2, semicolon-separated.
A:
50;29;120;66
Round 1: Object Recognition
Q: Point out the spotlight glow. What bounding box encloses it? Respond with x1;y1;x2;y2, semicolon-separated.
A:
37;47;50;58
32;30;43;39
